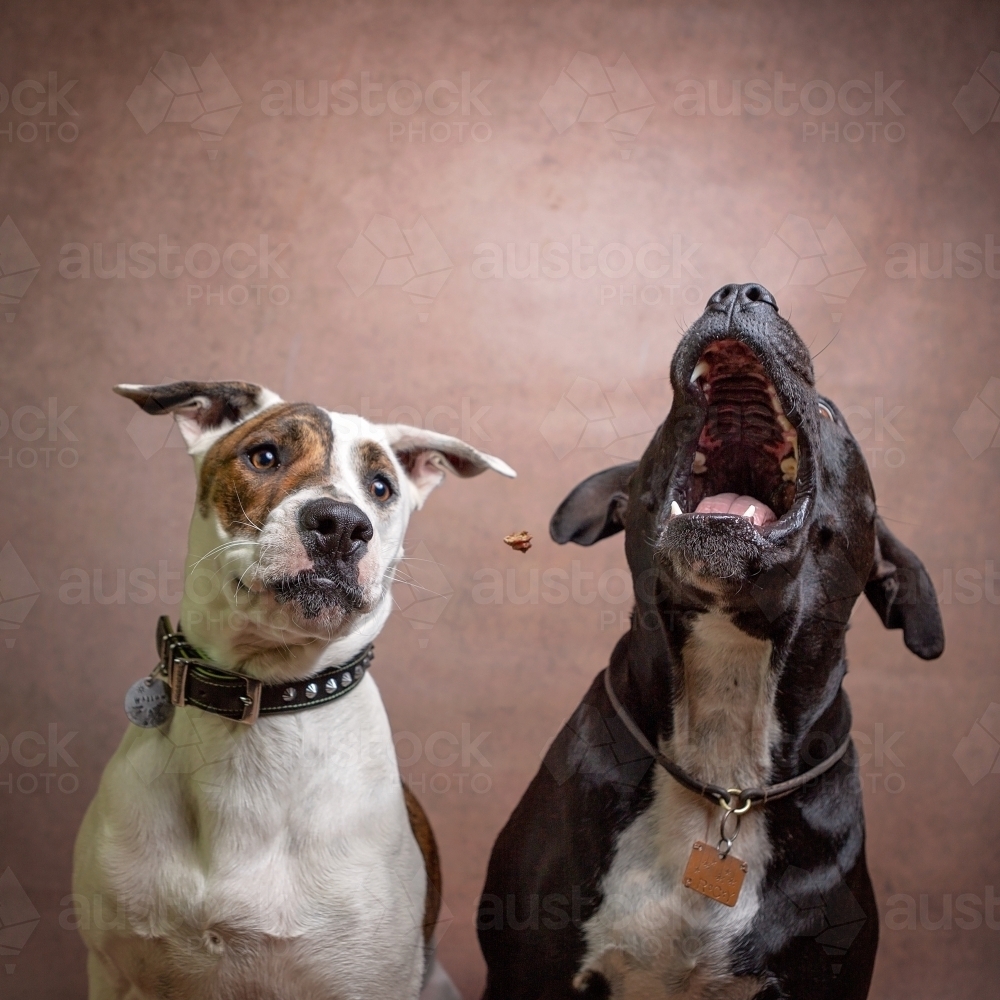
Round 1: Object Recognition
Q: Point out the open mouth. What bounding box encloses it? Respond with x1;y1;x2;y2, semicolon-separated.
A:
670;339;802;533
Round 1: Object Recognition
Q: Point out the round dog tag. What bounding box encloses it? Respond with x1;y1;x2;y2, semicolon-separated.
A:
124;676;173;729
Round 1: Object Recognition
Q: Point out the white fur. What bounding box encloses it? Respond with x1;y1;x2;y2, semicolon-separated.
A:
576;612;779;997
74;392;513;999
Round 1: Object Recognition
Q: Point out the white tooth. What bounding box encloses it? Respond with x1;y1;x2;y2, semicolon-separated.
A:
670;501;683;517
691;361;709;383
743;505;756;519
780;457;797;482
692;451;707;474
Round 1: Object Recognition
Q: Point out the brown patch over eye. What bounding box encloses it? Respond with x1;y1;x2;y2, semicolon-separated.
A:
355;441;398;508
198;403;334;535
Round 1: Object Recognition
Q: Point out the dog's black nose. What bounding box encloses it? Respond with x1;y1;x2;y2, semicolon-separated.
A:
298;499;373;558
707;283;777;311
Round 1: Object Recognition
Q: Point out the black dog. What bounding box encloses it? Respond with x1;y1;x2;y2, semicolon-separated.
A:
479;284;943;999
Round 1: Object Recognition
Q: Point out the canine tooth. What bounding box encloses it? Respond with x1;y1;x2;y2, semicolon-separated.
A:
670;501;683;517
692;451;707;474
780;457;797;482
691;361;709;383
743;505;756;519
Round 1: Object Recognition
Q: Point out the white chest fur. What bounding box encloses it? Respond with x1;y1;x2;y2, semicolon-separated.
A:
73;675;427;1000
576;613;779;998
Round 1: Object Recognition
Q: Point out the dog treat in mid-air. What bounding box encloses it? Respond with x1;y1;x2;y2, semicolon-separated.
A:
504;530;532;553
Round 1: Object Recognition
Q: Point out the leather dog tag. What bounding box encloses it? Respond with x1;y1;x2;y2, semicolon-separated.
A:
683;841;747;907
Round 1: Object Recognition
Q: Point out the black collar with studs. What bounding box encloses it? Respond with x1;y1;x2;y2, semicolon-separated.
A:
156;616;374;725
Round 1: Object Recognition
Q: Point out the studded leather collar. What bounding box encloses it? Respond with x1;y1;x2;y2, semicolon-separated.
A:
156;616;374;725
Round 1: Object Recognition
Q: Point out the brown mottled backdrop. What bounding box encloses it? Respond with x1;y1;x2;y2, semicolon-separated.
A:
1;1;999;996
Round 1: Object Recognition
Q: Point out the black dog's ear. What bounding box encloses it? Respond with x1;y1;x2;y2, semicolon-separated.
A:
864;515;944;659
550;462;638;545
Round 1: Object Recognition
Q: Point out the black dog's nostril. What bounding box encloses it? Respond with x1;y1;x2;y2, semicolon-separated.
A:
707;284;738;310
738;283;777;309
298;499;374;558
706;283;778;312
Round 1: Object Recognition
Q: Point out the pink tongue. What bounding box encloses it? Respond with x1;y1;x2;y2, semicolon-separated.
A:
694;493;776;527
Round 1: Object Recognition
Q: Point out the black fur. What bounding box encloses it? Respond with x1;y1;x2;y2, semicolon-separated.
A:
478;284;942;999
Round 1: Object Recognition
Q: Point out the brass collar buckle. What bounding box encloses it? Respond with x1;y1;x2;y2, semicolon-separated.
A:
157;616;262;725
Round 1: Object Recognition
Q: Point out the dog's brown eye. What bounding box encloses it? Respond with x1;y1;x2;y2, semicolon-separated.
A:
818;402;834;421
369;477;391;501
248;445;279;470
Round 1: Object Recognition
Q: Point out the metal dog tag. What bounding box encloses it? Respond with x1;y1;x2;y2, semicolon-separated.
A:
124;676;174;729
683;841;748;907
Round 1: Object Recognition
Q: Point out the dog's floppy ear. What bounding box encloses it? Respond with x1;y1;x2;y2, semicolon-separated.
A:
383;425;516;508
864;515;944;659
114;380;280;453
550;462;638;545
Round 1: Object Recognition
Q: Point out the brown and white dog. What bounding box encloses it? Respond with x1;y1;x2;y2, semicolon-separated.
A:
73;380;515;1000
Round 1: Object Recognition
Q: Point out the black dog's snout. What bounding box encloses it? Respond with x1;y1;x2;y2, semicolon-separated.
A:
707;283;777;312
298;499;373;558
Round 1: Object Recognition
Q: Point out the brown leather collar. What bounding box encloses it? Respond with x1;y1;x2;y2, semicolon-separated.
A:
604;667;851;812
157;616;374;725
